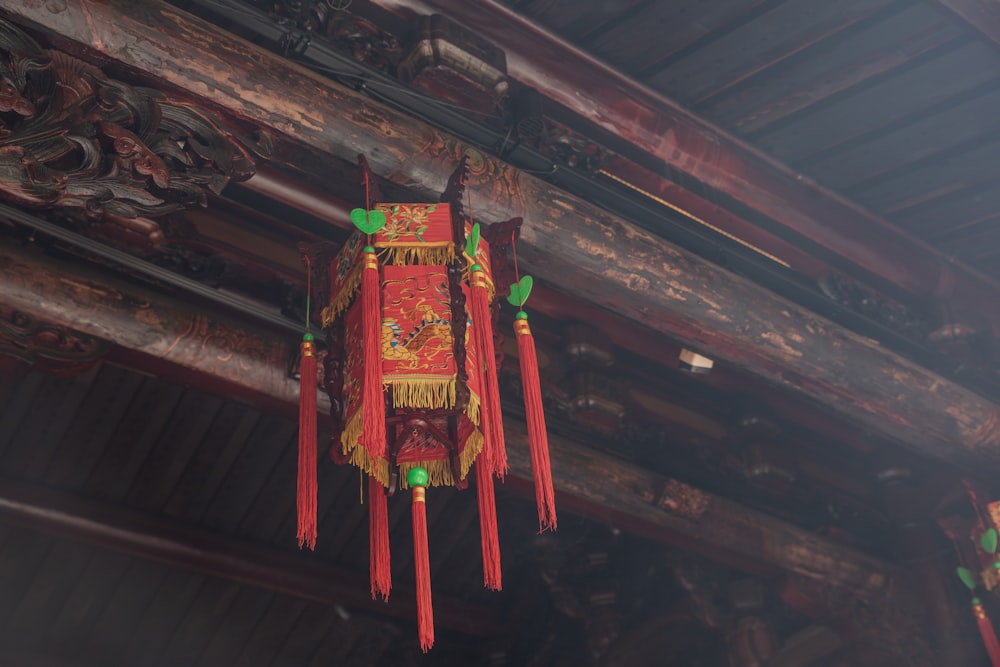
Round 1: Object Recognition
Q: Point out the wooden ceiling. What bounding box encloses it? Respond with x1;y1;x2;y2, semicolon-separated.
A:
501;0;1000;275
0;361;712;665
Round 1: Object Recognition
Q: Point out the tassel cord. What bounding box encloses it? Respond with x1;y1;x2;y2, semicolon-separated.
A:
368;475;392;601
475;461;502;591
412;484;434;652
470;267;507;477
975;599;1000;667
515;315;556;532
297;254;318;549
361;247;387;460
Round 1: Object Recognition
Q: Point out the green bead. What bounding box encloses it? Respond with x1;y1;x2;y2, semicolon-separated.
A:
302;332;315;342
470;263;482;272
993;562;1000;570
515;311;528;320
974;597;982;604
363;245;375;253
406;466;429;488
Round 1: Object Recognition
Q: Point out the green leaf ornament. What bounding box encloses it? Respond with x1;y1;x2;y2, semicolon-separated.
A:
983;528;998;555
465;222;481;259
958;566;977;590
506;275;534;308
350;208;387;235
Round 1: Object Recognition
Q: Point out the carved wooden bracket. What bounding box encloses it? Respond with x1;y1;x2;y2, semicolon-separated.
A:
0;306;110;375
0;18;271;220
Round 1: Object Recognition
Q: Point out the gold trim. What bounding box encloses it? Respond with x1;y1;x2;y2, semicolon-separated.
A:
377;244;455;267
388;376;457;409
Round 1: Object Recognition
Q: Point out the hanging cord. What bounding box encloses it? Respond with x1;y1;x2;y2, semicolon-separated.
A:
304;254;312;331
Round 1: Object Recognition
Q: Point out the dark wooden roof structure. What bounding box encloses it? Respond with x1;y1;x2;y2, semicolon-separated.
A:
0;0;998;664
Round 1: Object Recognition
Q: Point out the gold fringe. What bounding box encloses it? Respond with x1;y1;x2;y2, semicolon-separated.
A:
398;428;484;489
389;376;456;409
320;264;363;328
377;243;455;267
466;391;481;426
340;410;390;486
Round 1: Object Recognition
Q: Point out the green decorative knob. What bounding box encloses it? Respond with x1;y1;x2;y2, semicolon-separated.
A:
407;466;429;488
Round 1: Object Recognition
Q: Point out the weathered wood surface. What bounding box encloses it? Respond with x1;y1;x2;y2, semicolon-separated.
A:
3;2;1000;465
0;243;894;598
367;0;1000;319
0;476;499;635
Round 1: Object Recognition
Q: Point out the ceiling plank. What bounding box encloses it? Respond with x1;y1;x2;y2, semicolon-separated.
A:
0;243;896;600
936;0;1000;47
0;3;998;470
0;475;501;637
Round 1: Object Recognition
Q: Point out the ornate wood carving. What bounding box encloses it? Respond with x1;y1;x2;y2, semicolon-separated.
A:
0;306;110;375
0;18;269;220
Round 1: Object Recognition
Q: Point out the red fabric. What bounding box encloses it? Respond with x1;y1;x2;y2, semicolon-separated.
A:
296;340;318;550
475;461;502;591
516;319;557;532
412;488;434;652
368;475;391;601
380;265;455;386
361;253;387;459
469;275;506;477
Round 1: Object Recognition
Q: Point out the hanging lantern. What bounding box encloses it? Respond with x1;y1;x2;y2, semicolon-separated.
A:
299;158;556;650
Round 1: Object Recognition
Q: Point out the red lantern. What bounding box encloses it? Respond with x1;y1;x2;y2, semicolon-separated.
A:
298;158;555;650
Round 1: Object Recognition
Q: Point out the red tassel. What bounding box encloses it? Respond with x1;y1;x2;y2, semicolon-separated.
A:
514;314;557;532
470;267;506;477
411;483;434;652
361;248;387;460
368;475;391;601
475;460;502;591
297;334;318;550
974;599;1000;667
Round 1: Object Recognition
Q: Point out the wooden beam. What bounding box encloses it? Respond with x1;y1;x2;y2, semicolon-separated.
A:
504;422;894;598
0;243;895;599
367;0;1000;321
2;3;999;466
0;475;500;636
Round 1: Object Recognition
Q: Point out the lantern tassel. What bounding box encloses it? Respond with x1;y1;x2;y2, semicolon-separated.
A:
974;599;1000;667
361;247;387;461
297;333;318;550
475;460;502;591
470;266;507;477
408;467;434;652
368;475;391;601
514;313;557;532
